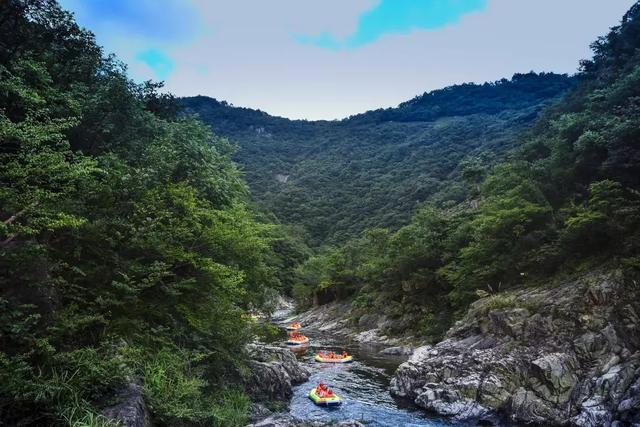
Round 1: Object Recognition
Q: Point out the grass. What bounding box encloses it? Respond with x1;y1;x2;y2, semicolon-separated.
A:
210;390;250;427
141;349;249;426
62;406;120;427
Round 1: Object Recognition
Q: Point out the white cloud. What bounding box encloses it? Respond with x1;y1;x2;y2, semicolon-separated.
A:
82;0;636;120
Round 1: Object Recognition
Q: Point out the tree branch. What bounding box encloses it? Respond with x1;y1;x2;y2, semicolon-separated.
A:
1;233;17;248
3;201;38;225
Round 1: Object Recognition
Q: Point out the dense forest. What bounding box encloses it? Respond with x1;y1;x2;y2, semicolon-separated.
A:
0;1;289;425
183;73;574;246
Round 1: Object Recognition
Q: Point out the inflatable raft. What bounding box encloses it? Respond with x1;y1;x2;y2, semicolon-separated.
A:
308;388;342;407
314;354;353;363
285;322;302;331
286;336;309;345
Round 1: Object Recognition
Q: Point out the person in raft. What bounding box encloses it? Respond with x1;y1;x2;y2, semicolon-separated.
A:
315;383;334;398
318;350;349;359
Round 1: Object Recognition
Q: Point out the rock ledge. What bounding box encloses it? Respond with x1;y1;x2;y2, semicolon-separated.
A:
390;270;640;426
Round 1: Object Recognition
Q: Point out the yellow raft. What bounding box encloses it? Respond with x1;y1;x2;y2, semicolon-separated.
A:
286;336;309;345
308;388;342;407
314;354;353;363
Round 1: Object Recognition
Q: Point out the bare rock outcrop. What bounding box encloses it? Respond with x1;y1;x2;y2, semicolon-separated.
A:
390;270;640;426
290;301;419;349
102;383;150;427
245;344;310;401
246;415;364;427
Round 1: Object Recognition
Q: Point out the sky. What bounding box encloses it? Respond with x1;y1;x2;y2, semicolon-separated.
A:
59;0;635;120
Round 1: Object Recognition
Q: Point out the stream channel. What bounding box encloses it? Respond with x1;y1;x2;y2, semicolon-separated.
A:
273;310;501;427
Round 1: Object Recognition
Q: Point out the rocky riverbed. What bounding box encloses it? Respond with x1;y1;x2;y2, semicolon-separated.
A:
390;269;640;426
247;303;438;426
290;301;420;353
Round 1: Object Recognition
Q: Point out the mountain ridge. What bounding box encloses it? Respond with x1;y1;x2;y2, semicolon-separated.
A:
182;72;575;245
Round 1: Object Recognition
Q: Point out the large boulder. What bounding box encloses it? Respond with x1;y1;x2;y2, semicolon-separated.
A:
245;344;310;401
391;270;640;426
101;383;150;427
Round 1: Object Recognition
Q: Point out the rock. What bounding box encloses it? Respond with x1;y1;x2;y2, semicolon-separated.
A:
390;270;640;426
379;346;413;356
358;313;377;329
271;296;295;321
249;403;273;423
246;344;310;401
290;301;422;348
528;352;577;402
414;386;492;419
101;383;150;427
487;308;529;338
509;387;561;424
573;360;639;426
617;373;640;424
246;414;299;427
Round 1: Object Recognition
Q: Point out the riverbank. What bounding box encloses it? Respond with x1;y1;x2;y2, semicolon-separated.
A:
286;301;421;355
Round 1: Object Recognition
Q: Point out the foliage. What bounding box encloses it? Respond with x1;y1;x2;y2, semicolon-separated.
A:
0;1;282;424
140;349;249;426
3;0;640;423
251;322;284;343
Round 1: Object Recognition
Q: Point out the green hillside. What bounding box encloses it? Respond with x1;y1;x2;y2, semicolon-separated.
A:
182;73;574;245
3;0;640;425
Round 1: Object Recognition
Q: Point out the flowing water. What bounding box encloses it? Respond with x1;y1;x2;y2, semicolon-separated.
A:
278;325;487;427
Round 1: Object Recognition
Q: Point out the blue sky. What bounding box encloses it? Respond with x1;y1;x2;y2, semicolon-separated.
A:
298;0;487;49
60;0;634;120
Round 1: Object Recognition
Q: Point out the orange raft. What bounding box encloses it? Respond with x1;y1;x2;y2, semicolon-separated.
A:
285;322;302;331
286;332;309;346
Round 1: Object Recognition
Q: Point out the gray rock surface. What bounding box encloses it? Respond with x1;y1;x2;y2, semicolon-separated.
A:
101;383;150;427
379;345;414;356
246;344;310;401
390;270;640;426
289;301;421;348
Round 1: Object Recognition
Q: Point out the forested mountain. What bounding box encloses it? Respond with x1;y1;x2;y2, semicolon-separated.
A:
182;73;574;245
288;1;640;340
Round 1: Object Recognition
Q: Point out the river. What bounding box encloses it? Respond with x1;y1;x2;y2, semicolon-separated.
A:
279;326;487;427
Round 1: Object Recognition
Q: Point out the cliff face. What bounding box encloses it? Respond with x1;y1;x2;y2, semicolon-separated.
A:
390;269;640;426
